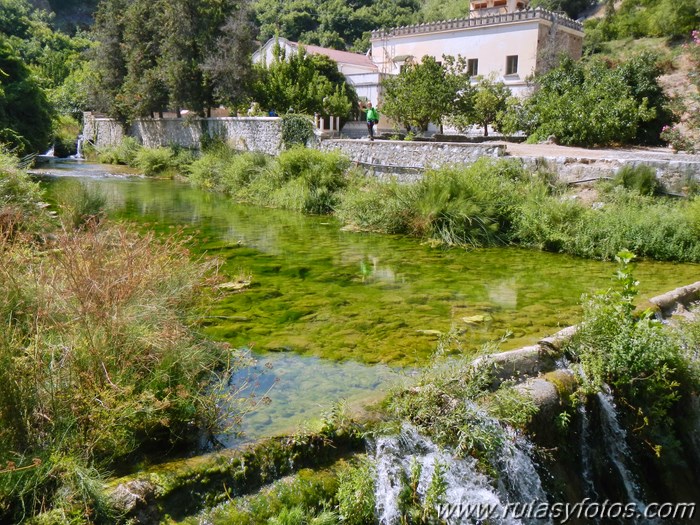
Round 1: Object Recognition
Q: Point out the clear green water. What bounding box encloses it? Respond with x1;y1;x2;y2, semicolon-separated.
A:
35;160;700;441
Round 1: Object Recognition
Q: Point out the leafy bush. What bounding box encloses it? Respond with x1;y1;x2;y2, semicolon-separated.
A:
281;114;315;149
524;57;657;147
191;146;349;215
97;136;142;165
134;146;175;176
201;467;340;525
613;164;661;195
567;251;697;456
336;458;376;525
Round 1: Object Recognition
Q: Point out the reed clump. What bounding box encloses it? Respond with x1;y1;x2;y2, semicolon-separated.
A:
0;150;248;522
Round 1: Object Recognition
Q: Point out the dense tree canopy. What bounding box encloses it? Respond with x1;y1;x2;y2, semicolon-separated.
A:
521;56;659;146
252;44;357;117
0;37;54;154
381;56;458;132
89;0;257;120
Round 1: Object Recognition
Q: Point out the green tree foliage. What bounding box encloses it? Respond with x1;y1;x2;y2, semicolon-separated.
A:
253;44;357;117
1;0;92;124
418;0;471;22
529;0;595;19
452;76;511;137
522;56;657;146
0;37;54;154
90;0;256;120
569;251;697;457
254;0;419;51
203;8;258;110
381;56;457;132
585;0;699;44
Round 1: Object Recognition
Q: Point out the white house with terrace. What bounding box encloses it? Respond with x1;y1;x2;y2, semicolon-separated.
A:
253;1;583;113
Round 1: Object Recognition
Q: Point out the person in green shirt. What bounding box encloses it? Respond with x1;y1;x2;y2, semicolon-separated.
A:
365;102;379;141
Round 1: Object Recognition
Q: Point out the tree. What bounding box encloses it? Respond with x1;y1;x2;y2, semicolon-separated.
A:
203;6;257;109
253;44;357;117
89;0;128;117
522;57;655;147
470;77;511;137
119;0;169;119
381;56;456;133
0;36;54;154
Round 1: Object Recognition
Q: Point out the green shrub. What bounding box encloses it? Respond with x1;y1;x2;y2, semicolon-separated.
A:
97;137;141;165
0;150;51;238
567;251;696;457
336;458;376;525
134;146;175;176
511;185;584;252
281;115;315;149
202;467;340;525
338;158;528;247
614;164;661;196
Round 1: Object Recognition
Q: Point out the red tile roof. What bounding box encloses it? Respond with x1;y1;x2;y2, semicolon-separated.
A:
293;42;378;70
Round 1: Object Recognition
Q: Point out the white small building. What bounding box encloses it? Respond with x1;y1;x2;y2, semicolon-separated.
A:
252;37;385;105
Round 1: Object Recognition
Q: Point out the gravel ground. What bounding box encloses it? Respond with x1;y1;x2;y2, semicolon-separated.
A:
494;141;700;163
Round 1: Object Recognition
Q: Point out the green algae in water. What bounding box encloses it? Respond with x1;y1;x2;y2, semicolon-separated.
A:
40;166;700;367
38;163;700;443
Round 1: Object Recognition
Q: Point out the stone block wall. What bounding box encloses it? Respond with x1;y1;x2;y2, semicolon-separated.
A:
83;113;284;156
319;139;506;181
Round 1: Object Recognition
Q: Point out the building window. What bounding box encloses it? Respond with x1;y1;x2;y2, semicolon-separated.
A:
506;55;518;75
467;59;478;77
493;0;507;5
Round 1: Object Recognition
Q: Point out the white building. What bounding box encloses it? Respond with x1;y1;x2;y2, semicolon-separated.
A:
252;3;583;109
370;2;584;98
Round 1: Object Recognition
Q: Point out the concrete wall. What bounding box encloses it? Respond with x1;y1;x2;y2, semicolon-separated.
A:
83;113;284;156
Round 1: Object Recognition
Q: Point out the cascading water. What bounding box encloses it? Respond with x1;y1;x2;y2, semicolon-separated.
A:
597;391;654;524
71;135;85;160
578;404;598;501
374;406;550;525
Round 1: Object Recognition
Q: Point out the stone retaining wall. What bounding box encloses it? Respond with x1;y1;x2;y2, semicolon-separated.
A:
82;114;700;188
319;139;506;182
83;113;284;156
519;156;700;194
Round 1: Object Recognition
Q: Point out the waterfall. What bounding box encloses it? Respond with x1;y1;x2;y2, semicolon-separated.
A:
374;411;550;525
72;135;85;160
597;391;654;524
578;404;598;500
42;145;55;157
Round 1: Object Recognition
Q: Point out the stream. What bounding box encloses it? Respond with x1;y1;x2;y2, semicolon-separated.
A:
34;159;700;444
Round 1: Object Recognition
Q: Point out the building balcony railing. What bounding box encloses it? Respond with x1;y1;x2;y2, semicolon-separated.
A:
370;7;583;40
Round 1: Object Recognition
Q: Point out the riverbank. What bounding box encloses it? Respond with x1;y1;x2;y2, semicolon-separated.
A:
0;152;256;522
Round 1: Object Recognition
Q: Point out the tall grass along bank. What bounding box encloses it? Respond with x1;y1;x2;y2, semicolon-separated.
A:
105;139;700;262
0;152;251;522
